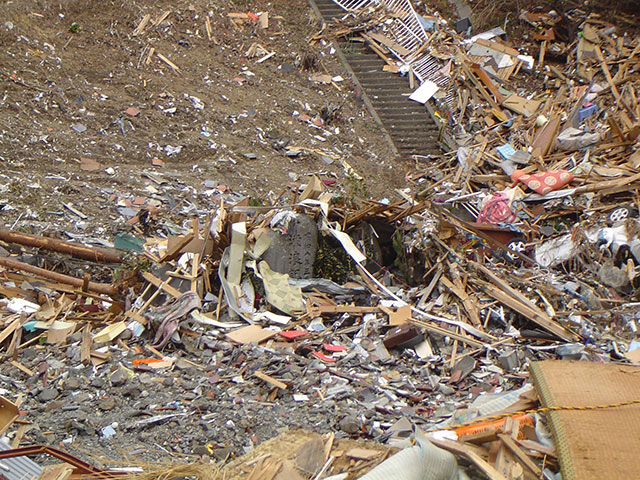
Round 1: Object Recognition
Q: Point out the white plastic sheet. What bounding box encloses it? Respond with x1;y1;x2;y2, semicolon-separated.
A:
358;436;464;480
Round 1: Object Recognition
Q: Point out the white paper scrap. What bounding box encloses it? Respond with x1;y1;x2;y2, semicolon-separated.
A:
409;80;439;104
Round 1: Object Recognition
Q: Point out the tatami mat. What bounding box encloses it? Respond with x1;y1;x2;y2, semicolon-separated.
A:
530;360;640;480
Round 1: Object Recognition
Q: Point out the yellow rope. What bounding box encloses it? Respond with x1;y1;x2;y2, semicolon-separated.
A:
443;399;640;431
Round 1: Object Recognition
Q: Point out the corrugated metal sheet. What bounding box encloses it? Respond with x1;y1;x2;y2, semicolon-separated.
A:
0;438;42;480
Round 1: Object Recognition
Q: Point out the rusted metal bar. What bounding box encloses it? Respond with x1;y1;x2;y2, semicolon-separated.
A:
0;228;122;263
0;256;118;297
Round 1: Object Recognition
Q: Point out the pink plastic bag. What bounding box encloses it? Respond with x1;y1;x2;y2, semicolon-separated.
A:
477;193;516;224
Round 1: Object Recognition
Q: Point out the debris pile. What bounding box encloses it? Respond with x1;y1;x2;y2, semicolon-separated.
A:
0;161;638;478
0;0;640;479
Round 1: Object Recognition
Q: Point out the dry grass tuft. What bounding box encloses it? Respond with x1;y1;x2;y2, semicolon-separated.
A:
123;461;220;480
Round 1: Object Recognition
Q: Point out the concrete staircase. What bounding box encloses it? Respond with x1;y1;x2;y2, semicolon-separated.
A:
310;0;441;159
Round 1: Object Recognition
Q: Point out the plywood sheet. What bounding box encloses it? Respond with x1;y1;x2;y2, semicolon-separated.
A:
226;324;276;345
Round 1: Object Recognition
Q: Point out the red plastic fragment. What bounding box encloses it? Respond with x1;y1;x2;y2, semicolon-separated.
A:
312;351;335;363
279;330;309;340
323;343;346;353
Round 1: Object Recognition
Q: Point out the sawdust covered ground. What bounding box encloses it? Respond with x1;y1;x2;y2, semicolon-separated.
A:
0;0;404;237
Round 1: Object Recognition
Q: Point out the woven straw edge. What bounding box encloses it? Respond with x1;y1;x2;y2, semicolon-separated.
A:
530;361;576;480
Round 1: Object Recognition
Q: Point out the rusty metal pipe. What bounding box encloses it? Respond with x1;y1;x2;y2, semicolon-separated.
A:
0;227;122;263
0;256;118;297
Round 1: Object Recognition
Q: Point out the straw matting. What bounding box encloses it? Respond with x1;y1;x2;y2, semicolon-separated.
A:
530;360;640;480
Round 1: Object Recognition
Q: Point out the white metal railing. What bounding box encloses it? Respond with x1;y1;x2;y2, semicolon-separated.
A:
330;0;453;105
331;0;375;11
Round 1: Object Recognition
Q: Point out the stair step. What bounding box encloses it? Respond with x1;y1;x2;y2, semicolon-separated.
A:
360;79;409;88
388;125;437;132
318;10;345;18
387;118;434;125
350;66;388;74
369;91;412;97
363;84;410;90
370;102;419;110
345;55;383;62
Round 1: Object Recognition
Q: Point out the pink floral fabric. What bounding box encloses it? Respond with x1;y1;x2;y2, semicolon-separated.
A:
511;169;574;195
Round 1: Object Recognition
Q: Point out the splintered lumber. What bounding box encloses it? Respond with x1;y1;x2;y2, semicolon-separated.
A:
141;272;181;298
38;464;73;480
472;262;579;342
308;305;380;316
531;114;561;159
409;318;485;348
498;434;543;477
0;227;122;263
254;371;288;390
159;232;195;262
55;466;76;480
430;438;508;480
10;360;35;377
157;52;180;73
0;256;118;297
517;439;556;458
0;396;19;435
205;16;212;41
81;324;92;363
595;46;636;120
132;14;151;36
153;10;171;26
0;317;22;345
440;276;481;327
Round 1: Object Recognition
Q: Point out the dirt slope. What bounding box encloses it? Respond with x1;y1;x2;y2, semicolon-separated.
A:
0;0;404;238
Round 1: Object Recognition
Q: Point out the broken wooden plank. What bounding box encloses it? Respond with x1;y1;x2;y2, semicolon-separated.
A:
153;10;171;26
472;262;579;342
441;276;481;327
430;438;508;480
157;52;180;73
498;433;543;477
132;14;151;36
0;317;23;345
596;46;636;120
205;16;212;41
0;396;19;435
409;318;485;348
10;360;34;376
517;439;556;458
81;324;92;364
345;448;380;460
538;40;547;70
37;464;73;480
255;371;288;390
308;305;380;316
470;63;504;102
142;272;181;298
531;114;561;159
